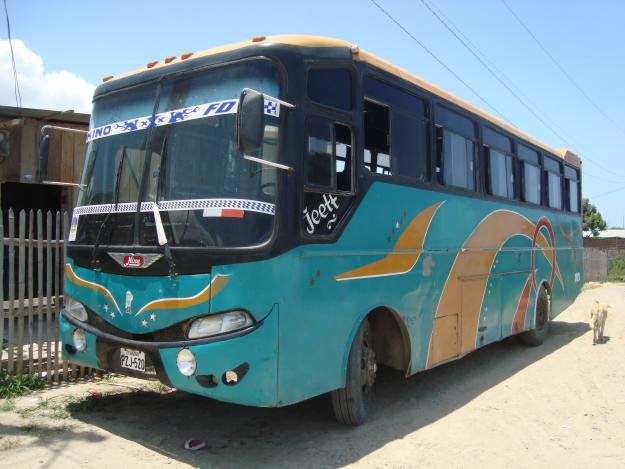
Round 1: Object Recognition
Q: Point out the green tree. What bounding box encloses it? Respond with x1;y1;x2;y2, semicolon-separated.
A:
582;198;607;237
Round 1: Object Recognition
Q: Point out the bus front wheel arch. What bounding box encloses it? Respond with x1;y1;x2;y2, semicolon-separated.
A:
331;308;411;425
518;283;551;346
368;307;411;375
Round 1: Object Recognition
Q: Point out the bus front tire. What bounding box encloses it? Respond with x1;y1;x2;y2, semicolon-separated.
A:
519;285;550;346
331;318;376;426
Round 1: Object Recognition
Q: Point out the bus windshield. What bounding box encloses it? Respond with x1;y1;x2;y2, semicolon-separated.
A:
73;60;281;249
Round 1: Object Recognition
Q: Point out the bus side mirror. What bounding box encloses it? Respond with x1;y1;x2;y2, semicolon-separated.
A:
237;88;264;154
38;133;50;181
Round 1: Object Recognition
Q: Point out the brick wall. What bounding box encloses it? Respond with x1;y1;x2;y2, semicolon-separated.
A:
584;237;625;251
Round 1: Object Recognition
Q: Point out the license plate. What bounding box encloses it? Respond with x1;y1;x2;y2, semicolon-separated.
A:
120;347;145;372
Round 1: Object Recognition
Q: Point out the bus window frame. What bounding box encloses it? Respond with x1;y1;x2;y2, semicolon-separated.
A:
564;164;580;213
433;104;478;192
484;146;515;200
517;143;542;206
363;97;392;177
303;115;356;197
360;68;434;189
482;126;515;200
543;154;563;210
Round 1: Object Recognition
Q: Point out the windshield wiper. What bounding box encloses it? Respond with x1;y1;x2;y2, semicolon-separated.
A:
152;203;177;278
152;134;177;278
90;146;126;270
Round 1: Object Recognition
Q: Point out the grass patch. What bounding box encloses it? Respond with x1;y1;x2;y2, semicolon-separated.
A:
65;393;110;413
0;399;17;412
608;255;625;282
17;398;71;420
19;421;74;437
150;381;172;393
0;370;46;398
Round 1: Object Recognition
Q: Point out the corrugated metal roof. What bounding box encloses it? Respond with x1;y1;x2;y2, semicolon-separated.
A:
0;105;89;125
596;229;625;238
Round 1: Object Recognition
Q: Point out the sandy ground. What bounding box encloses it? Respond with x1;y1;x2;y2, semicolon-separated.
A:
1;282;624;468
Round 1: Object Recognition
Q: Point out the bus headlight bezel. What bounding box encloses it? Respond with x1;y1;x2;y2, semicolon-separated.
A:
64;295;88;322
187;310;254;339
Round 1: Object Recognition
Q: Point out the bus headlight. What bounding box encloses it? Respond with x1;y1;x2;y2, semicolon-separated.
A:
188;310;253;339
72;329;87;352
176;348;196;376
64;296;88;322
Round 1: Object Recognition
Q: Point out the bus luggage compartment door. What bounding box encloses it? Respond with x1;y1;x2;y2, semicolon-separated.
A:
429;313;459;366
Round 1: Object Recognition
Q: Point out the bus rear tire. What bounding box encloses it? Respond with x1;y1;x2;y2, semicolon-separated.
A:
519;285;550;346
331;318;376;426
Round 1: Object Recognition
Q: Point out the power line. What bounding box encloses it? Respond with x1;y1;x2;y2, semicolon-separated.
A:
421;0;583;153
368;0;512;123
3;0;21;110
582;157;625;180
500;0;625;138
420;0;625;180
419;0;580;153
584;171;625;184
589;184;625;200
371;0;625;182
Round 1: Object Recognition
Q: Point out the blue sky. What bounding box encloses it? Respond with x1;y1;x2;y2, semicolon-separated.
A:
2;0;624;226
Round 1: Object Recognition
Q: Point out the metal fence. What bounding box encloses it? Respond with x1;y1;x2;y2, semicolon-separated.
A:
1;208;93;381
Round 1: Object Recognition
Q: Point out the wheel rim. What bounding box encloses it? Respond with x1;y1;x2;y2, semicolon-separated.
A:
536;290;549;331
360;327;376;393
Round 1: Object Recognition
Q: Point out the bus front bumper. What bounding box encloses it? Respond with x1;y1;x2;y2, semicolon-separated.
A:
59;308;279;407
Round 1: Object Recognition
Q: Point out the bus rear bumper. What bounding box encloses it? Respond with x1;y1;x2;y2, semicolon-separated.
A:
59;308;279;407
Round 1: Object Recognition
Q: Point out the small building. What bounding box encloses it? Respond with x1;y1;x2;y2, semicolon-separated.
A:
0;105;90;217
584;229;625;252
1;106;89;301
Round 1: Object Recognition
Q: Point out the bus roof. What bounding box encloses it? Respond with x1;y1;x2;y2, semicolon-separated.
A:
104;34;581;168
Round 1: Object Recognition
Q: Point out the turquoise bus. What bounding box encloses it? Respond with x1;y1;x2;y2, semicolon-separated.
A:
60;35;583;425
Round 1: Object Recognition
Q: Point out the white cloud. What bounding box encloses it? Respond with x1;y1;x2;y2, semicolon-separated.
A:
0;39;95;114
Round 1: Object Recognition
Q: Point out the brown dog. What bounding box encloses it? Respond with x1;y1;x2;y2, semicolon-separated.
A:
590;301;609;344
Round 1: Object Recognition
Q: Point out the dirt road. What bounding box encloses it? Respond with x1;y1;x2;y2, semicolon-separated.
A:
1;283;624;468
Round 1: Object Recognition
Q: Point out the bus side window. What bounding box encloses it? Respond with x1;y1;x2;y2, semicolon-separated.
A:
483;127;514;199
363;77;428;180
436;127;475;190
521;162;541;204
305;117;353;192
306;118;334;188
364;100;391;176
564;166;579;213
393;112;428;182
434;106;476;190
335;123;352;192
486;147;514;199
518;144;541;205
544;156;562;210
307;68;352;111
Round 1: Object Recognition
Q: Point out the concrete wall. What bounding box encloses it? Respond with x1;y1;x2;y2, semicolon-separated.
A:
584;248;608;282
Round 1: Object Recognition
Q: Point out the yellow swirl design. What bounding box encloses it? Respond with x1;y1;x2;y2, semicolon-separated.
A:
65;264;122;313
136;274;230;315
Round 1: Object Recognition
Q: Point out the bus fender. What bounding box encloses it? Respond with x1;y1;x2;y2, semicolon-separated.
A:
338;306;411;384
